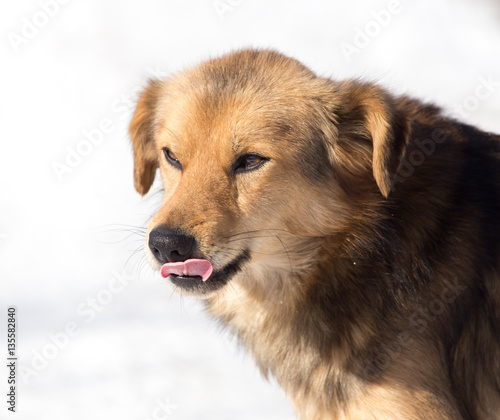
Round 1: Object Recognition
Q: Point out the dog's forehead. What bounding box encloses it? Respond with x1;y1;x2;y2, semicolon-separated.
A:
152;51;328;157
156;80;300;154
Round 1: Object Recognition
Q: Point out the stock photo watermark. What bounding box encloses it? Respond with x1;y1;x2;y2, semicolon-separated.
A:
362;278;467;377
212;0;244;21
20;270;130;384
7;0;73;54
451;75;500;119
51;118;115;182
51;65;168;183
340;0;403;62
393;74;500;186
6;307;17;413
392;127;447;185
143;396;178;420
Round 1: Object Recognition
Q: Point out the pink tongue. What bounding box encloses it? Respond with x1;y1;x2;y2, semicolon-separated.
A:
160;259;213;281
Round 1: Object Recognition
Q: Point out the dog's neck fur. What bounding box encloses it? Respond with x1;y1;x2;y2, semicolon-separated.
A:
204;234;425;419
205;195;498;419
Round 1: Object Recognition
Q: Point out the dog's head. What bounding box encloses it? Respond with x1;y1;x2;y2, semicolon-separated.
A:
129;49;409;297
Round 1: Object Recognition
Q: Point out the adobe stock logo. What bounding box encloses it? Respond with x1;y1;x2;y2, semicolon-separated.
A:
51;65;168;183
7;0;73;54
142;397;178;420
51;118;114;182
393;74;500;186
452;76;500;119
392;127;447;185
213;0;244;21
340;0;403;62
20;271;130;384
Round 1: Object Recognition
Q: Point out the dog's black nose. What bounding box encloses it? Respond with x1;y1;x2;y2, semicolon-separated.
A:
148;227;196;263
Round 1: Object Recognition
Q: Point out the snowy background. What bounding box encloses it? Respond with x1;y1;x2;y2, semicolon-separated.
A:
2;0;500;419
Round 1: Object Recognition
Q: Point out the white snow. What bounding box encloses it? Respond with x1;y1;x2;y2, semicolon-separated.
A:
1;0;500;418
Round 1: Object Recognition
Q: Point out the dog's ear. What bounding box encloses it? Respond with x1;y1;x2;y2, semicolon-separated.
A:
333;81;410;198
129;80;162;196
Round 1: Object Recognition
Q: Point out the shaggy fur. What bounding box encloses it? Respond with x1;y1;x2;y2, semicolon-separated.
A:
129;49;500;419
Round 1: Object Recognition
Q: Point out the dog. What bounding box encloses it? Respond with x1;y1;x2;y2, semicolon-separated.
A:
128;49;500;419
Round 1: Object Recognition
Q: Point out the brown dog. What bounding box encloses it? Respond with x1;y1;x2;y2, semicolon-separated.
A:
129;49;500;419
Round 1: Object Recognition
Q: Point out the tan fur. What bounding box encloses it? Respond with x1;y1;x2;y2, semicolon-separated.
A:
129;49;500;419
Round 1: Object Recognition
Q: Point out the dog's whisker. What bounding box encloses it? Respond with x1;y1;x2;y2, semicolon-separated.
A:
226;282;250;311
137;255;152;275
274;234;294;275
97;235;147;246
92;224;147;234
123;245;148;272
94;223;148;229
91;224;147;248
223;228;302;240
226;234;282;243
212;242;295;259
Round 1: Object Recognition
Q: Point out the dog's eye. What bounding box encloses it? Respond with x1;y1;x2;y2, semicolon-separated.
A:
233;154;268;174
163;148;182;170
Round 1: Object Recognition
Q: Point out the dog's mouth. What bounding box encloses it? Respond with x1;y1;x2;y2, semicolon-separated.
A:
161;250;250;295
